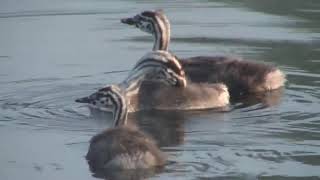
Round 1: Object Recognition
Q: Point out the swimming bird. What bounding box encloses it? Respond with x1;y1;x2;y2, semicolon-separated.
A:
76;51;229;112
76;50;187;111
121;10;286;96
86;85;166;173
122;50;187;92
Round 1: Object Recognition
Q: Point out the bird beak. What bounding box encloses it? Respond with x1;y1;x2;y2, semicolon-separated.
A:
75;96;90;103
121;17;135;25
121;15;139;26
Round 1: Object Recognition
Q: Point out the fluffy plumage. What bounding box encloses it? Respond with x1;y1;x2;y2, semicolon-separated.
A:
182;56;286;95
121;10;286;95
85;86;166;173
76;51;230;112
86;126;166;172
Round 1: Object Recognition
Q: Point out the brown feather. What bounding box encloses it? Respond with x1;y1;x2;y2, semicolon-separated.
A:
180;56;285;95
86;126;166;172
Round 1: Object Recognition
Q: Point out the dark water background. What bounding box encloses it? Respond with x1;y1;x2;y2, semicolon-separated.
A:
1;0;320;179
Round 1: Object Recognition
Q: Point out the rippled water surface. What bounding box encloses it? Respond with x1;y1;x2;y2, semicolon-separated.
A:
1;0;320;179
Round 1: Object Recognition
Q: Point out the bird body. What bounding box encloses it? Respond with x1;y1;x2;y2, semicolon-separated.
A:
121;10;286;95
126;81;229;111
86;126;165;172
182;56;285;95
76;51;229;112
85;85;166;172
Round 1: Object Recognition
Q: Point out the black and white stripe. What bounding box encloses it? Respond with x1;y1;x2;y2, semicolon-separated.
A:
135;51;182;72
98;85;128;127
136;10;170;51
76;85;128;126
122;10;286;95
75;51;187;111
123;51;186;90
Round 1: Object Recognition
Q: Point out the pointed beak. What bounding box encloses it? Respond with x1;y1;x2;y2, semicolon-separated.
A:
75;96;90;103
121;15;140;26
121;17;136;25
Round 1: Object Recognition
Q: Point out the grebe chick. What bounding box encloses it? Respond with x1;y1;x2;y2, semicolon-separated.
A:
121;10;286;96
86;85;166;173
76;50;187;111
76;51;229;112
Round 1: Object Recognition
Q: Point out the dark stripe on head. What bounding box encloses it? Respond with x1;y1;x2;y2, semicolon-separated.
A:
133;63;166;72
135;51;184;76
97;85;127;126
134;58;168;70
128;51;186;87
141;11;156;18
135;58;184;78
125;62;172;89
140;10;166;50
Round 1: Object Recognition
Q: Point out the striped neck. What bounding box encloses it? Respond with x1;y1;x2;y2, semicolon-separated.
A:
121;65;156;92
101;86;128;127
152;15;170;51
121;10;171;51
121;51;186;91
122;62;167;93
135;51;183;75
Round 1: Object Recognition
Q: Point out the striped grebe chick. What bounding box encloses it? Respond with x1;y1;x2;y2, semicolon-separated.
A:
76;50;187;111
123;50;186;91
86;85;166;173
76;51;229;112
121;10;286;96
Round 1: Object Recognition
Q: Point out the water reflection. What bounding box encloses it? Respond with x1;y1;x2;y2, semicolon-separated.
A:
89;108;186;147
91;168;162;180
133;111;186;147
87;86;284;148
231;88;284;109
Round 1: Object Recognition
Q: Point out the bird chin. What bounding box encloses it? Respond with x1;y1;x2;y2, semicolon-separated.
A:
88;104;114;112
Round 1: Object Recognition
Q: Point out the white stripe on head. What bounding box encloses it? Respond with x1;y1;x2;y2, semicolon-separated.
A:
99;85;128;127
137;50;183;71
124;62;173;91
124;64;161;90
138;10;170;51
122;51;186;89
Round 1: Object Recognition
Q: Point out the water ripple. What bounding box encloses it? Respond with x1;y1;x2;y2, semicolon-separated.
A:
0;10;125;19
1;1;320;179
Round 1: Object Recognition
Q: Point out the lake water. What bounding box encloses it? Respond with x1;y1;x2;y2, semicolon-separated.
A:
1;0;320;179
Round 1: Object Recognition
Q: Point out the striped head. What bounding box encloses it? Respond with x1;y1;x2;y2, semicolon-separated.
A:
75;85;128;126
121;10;170;51
126;50;186;88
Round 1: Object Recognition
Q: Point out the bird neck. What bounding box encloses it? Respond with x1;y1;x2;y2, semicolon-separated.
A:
112;91;128;127
122;59;168;91
152;18;170;51
121;67;153;92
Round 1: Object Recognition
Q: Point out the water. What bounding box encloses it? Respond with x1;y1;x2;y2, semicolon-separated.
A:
0;0;320;179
